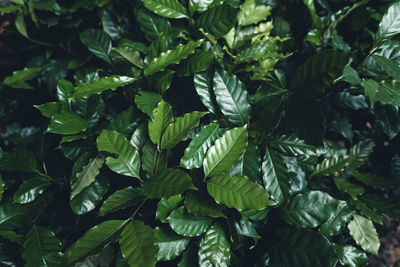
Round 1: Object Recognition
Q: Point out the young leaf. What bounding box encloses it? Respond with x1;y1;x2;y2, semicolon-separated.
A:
198;224;231;267
161;111;207;150
207;174;273;211
333;244;369;267
213;69;251;126
46;110;90;135
203;125;248;177
180;123;219;169
134;91;162;118
167;207;213;237
72;76;136;98
119;221;158;267
148;100;173;147
156;195;183;222
68;220;127;265
99;187;145;217
141;0;189;19
142;168;197;198
80;29;112;64
155;227;190;261
196;4;238;38
348;214;380;255
144;40;203;76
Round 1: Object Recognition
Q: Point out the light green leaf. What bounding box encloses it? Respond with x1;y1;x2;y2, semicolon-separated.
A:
184;191;225;218
203;125;248;177
145;40;203;76
34;102;61;118
141;0;188;19
261;147;290;204
336;65;361;85
113;46;144;69
156;195;183;222
99;187;144;217
80;29;112;64
238;0;270;26
70;155;104;199
207;174;273;211
311;155;349;177
0;148;38;173
119;221;158;267
198;223;230;267
375;2;400;45
148;100;173;147
57;79;74;103
350;170;394;190
333;244;369;267
142;168;197;198
155;227;190;261
269;135;327;156
72;76;135;99
213;69;251;126
372;55;400;81
188;0;214;14
161;111;207;150
97;130;141;179
68;220;127;265
196;4;238;38
167;207;213;237
348;214;380;255
2;67;42;89
180;123;219;169
134;91;162;118
46;110;90;135
22;225;63;267
334;178;365;200
13;177;51;204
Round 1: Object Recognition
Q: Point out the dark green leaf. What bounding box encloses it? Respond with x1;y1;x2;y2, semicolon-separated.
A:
46;110;90;135
179;50;215;76
350;170;394;190
72;76;136;99
333;244;369;267
269;135;327;156
184;191;225;218
142;141;167;176
2;67;41;89
196;5;238;38
198;223;230;267
167;207;213;237
372;55;400;81
134;91;162;118
13;177;51;204
80;29;112;64
228;139;261;182
34;102;61;118
334;177;365;200
142;0;189;19
194;71;219;115
99;187;144;217
155;226;190;261
137;9;171;41
0;148;38;173
375;2;400;45
156;195;183;222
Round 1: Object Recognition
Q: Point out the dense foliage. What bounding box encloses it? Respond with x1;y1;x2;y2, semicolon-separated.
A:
1;0;400;266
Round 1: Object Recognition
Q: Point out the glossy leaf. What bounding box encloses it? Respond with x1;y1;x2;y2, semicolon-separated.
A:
13;177;51;204
156;195;183;222
333;244;369;267
99;187;145;217
238;0;270;26
213;69;251;126
35;102;61;118
348;139;375;169
142;0;188;19
68;220;127;264
137;9;171;41
142;142;167;176
207;174;273;211
375;2;400;44
142;168;197;198
134;91;162;118
0;148;38;173
184;191;225;218
148;100;173;147
334;177;365;200
72;76;135;98
180;123;219;169
196;5;238;38
80;29;112;64
203;125;248;177
269;135;327;156
179;50;214;76
167;207;213;237
119;221;158;267
46;110;90;135
145;40;203;76
155;227;190;261
108;106;140;136
311;155;349;177
2;67;41;89
198;223;230;267
113;46;144;68
228;139;261;182
319;201;353;237
348;214;380;255
161;111;207;150
194;71;219;115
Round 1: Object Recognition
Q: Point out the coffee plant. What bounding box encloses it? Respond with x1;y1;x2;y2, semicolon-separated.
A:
1;0;400;266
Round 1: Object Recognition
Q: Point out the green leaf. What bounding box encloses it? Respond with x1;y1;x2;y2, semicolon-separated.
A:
119;221;158;267
207;174;273;211
97;130;141;179
348;139;375;169
156;195;183;222
348;214;380;255
336;66;361;85
261;147;290;204
80;29;112;64
167;207;213;237
283;190;350;229
99;187;145;217
311;155;349;177
334;177;365;200
108;106;140;136
22;225;63;267
352;200;383;225
181;123;219;169
72;76;136;99
184;191;226;218
188;0;214;13
13;177;51;204
375;2;400;45
179;50;215;76
137;9;171;41
148;100;173;147
213;69;251;126
2;67;42;89
319;201;353;237
372;55;400;81
68;220;127;265
155;226;190;261
233;216;260;240
194;71;219;115
196;4;238;38
142;168;197;198
141;0;188;19
70;155;104;199
71;175;110;215
46;110;90;135
203;125;248;177
161;111;207;150
350;170;394;190
0;148;38;173
113;46;144;69
0;175;4;202
57;79;75;103
269;135;327;156
238;0;270;26
333;244;369;267
358;194;400;221
35;102;61;119
149;70;175;95
178;242;198;267
228;139;261;182
198;223;230;267
0;230;24;245
270;228;337;267
145;40;203;76
142;142;167;176
290;50;349;98
134;91;162;118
